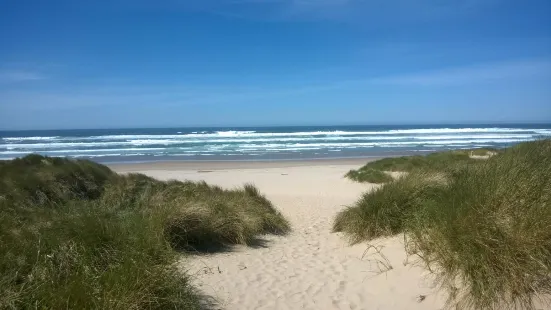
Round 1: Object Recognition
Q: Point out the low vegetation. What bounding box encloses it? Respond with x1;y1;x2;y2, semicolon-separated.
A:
335;141;551;309
0;155;290;309
344;168;393;183
335;171;447;242
345;148;498;183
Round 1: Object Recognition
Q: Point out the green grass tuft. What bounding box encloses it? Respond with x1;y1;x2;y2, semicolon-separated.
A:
0;201;202;309
334;171;448;242
0;154;290;309
0;155;114;207
344;168;394;184
344;148;500;183
101;175;291;249
335;140;551;309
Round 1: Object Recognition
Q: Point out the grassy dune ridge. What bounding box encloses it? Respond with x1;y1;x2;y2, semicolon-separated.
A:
335;140;551;309
345;148;498;183
0;155;290;309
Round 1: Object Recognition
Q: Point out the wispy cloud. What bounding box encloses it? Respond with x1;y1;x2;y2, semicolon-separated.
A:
2;58;549;113
117;0;498;22
0;71;46;83
369;59;551;86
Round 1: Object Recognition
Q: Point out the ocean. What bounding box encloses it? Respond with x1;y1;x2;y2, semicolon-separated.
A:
1;124;550;163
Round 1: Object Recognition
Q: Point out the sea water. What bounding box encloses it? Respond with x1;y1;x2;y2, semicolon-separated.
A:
1;124;550;163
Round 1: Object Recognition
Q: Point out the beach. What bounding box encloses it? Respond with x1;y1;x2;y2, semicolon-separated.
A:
112;159;447;310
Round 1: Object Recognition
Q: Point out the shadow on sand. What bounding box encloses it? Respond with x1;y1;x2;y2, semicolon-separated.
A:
180;237;272;254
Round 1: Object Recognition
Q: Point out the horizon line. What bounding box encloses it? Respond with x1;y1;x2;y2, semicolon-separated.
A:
1;121;551;132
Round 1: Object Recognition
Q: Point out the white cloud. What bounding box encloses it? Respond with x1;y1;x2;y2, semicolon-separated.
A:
2;58;549;114
118;0;498;22
0;71;46;83
368;59;551;86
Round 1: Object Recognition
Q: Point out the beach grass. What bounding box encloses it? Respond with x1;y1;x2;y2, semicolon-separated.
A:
467;147;498;156
344;168;394;184
335;140;551;309
334;171;448;242
0;155;290;309
344;148;499;183
103;173;290;250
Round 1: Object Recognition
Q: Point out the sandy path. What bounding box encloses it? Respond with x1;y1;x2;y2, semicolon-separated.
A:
124;164;446;310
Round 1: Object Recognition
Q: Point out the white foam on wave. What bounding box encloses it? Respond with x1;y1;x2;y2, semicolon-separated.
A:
84;131;256;140
2;133;543;150
0;148;166;155
411;134;535;140
262;147;333;152
1;127;547;160
125;134;534;144
187;133;535;143
385;128;547;134
215;130;256;137
4;128;550;145
129;139;182;145
1;141;133;149
0;153;148;159
2;136;60;141
231;138;530;150
73;153;147;158
77;128;551;140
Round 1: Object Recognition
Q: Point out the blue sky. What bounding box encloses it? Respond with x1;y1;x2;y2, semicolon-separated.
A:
1;0;550;130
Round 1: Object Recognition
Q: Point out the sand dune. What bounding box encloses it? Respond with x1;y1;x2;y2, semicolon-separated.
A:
119;161;447;310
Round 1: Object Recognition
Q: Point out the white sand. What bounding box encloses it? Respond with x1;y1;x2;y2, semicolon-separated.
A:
114;161;447;310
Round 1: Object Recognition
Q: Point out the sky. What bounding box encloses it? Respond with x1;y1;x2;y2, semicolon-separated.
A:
0;0;550;130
